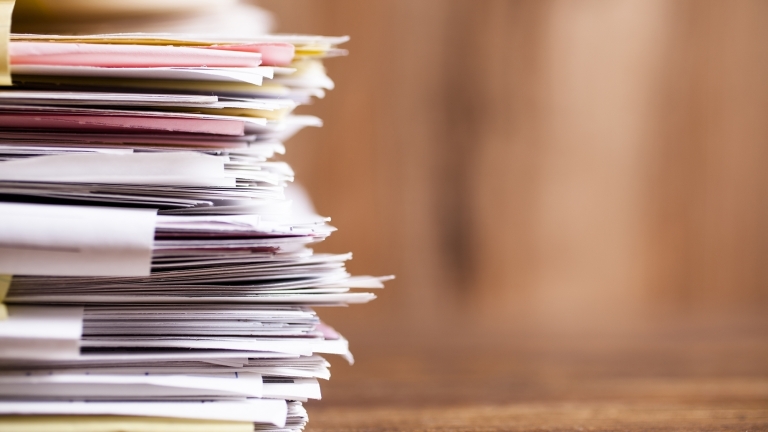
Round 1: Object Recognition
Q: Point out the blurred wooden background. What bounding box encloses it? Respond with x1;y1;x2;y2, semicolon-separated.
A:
258;0;768;346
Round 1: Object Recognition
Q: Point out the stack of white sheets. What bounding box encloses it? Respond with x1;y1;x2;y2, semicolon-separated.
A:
0;32;388;432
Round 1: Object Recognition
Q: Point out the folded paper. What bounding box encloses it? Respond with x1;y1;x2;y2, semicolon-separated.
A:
0;203;157;276
0;305;83;360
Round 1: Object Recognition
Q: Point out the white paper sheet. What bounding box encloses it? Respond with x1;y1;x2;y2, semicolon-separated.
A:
0;372;263;399
0;306;83;360
0;203;156;276
262;377;320;401
12;65;274;86
0;152;232;186
0;90;218;105
5;292;378;304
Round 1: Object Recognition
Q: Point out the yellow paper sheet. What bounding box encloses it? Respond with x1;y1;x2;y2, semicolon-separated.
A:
0;274;11;320
0;416;252;432
171;106;293;121
0;0;15;85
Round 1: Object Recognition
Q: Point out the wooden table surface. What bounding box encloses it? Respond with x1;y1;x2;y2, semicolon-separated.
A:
305;330;768;431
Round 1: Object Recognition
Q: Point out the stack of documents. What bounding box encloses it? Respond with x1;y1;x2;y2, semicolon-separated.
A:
0;33;388;432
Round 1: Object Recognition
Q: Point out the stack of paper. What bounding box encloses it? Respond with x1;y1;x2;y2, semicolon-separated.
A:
0;32;388;432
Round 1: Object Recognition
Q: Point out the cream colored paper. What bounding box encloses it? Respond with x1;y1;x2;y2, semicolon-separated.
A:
0;274;9;320
0;416;253;432
0;399;287;425
0;1;14;85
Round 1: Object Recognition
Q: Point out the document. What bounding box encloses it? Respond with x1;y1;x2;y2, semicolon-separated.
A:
0;152;232;186
0;203;156;276
0;306;83;360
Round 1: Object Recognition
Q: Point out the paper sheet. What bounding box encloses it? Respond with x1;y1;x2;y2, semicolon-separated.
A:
5;292;378;304
10;32;350;49
0;110;246;135
0;416;253;432
12;65;270;86
0;306;83;360
0;90;218;105
10;42;262;68
0;274;9;320
0;372;263;399
0;203;156;276
0;152;232;186
263;377;320;401
0;399;287;425
0;0;13;85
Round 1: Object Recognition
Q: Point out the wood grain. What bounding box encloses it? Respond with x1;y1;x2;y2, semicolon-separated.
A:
254;2;768;429
306;404;768;432
259;0;768;341
305;331;768;431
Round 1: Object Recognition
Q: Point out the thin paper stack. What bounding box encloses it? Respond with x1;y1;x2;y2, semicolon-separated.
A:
0;33;388;432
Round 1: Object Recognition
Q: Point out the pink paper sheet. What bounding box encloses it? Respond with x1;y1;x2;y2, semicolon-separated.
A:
0;131;251;148
0;114;244;135
203;43;295;67
9;42;262;68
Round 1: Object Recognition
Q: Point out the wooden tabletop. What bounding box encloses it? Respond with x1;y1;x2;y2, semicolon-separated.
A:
305;330;768;431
